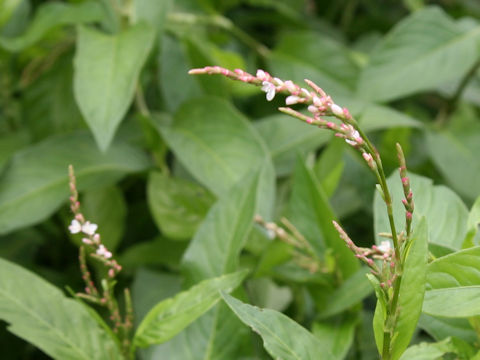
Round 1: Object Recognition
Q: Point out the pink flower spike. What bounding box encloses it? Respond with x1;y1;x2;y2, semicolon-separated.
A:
82;221;97;236
69;219;82;234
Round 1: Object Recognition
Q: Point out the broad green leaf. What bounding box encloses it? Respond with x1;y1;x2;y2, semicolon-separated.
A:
418;314;477;344
74;23;155;151
134;270;247;348
390;217;429;360
159;34;203;112
23;54;84;141
133;0;172;33
358;7;480;102
427;246;480;289
132;269;181;328
357;103;422;132
268;51;351;99
318;267;372;318
423;286;480;318
118;237;187;269
0;1;104;51
182;172;258;284
157;96;275;218
274;30;360;89
287;157;358;278
154;173;259;359
0;257;121;359
255;113;331;177
464;196;480;247
222;293;334;360
312;314;357;359
147;172;215;240
0;132;150;235
80;186;126;251
0;131;29;172
314;138;345;198
399;338;455;360
245;277;292;312
426;129;480;202
374;172;468;249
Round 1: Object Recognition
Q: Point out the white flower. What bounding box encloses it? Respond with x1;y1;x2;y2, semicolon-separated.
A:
330;103;343;117
378;241;391;253
68;219;82;234
261;81;276;101
96;245;112;259
285;95;301;105
82;221;98;236
256;69;267;80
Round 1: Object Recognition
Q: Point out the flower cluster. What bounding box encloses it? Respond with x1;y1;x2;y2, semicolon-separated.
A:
68;165;133;343
188;66;374;170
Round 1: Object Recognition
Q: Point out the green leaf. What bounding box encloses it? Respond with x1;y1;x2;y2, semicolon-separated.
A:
153;173;259;359
158;96;275;218
0;1;105;51
255;113;331;177
390;217;429;360
159;34;203;112
147;172;215;240
182;171;258;284
464;196;480;247
0;132;150;235
74;23;155;151
426;129;480;202
358;6;480;102
314;138;345;198
133;0;172;33
318;267;372;318
427;246;480;289
418;314;477;344
312;314;358;359
222;292;335;360
423;286;480;318
274;30;360;90
374;172;468;250
0;257;121;359
81;185;126;251
399;338;455;360
134;270;247;348
118;237;187;269
287;156;358;278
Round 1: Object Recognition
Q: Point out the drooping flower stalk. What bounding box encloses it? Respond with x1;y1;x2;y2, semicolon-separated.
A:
189;66;416;359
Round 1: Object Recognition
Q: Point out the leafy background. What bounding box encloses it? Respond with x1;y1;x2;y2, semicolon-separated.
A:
1;0;480;359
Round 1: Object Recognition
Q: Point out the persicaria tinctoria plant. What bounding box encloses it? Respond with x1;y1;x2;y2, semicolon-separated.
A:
189;66;427;360
3;3;480;360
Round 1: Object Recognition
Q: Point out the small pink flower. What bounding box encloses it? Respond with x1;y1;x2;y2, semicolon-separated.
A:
82;221;98;236
378;241;391;253
96;245;112;259
69;219;82;234
261;81;276;101
330;103;343;117
285;95;302;105
256;69;267;80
